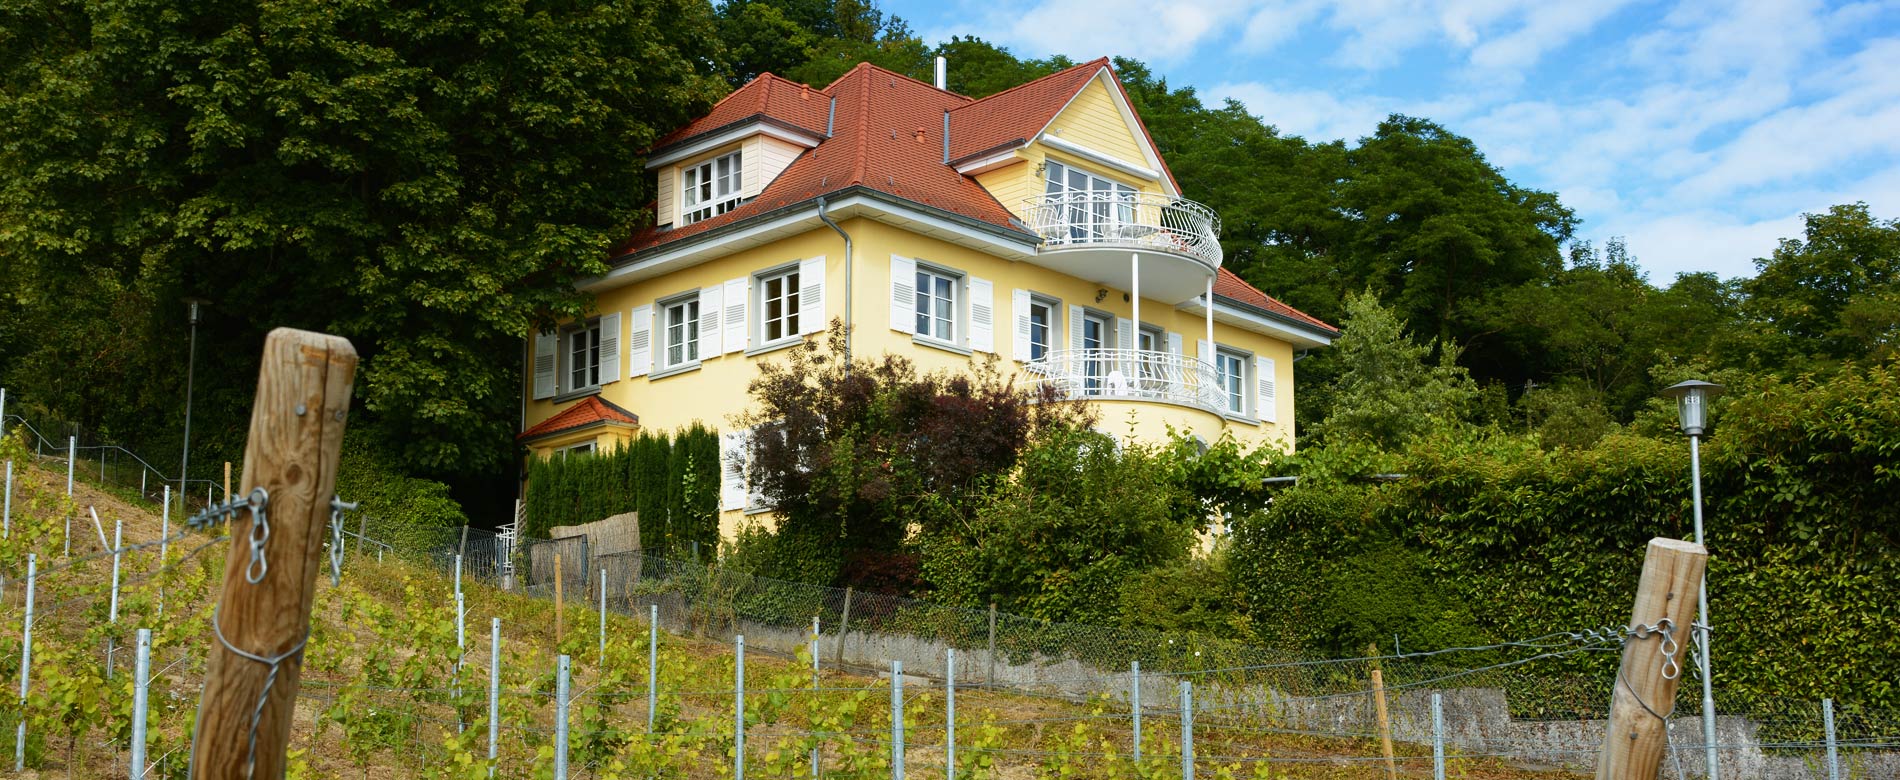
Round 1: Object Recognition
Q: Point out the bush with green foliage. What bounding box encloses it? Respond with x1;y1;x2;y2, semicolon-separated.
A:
733;323;1092;585
333;430;467;552
1234;362;1900;710
521;425;718;555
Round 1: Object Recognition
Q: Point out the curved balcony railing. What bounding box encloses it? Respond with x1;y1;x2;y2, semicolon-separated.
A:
1022;192;1223;269
1024;349;1229;416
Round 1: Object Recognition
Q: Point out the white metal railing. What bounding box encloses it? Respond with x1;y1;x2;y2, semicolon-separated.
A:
1022;192;1223;268
1023;349;1229;415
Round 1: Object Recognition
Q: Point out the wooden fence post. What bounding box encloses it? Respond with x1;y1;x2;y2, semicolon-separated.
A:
1371;666;1397;780
832;586;852;668
191;328;356;779
1595;537;1707;780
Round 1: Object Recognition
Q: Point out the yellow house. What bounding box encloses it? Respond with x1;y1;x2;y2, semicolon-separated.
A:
517;58;1337;536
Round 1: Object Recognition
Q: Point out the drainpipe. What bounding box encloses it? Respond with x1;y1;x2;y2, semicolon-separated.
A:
817;197;853;363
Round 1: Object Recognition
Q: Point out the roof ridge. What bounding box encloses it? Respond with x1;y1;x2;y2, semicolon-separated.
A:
949;56;1108;114
695;72;779;117
851;65;871;185
818;61;876;95
854;61;975;102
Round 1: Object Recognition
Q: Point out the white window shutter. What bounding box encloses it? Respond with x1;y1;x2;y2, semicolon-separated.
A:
968;277;995;353
719;430;747;511
1011;289;1031;361
890;255;917;333
799;257;826;335
598;312;622;383
628;306;652;378
532;331;558;399
1257;356;1278;423
723;277;747;353
1069;305;1085;351
699;285;723;357
1167;331;1183;355
1116;317;1133;351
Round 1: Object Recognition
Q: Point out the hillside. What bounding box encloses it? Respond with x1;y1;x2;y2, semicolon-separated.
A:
0;453;1592;779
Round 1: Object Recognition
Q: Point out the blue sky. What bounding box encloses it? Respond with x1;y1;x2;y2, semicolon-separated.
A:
885;0;1900;282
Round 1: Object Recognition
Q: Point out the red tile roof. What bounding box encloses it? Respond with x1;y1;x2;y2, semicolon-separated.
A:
621;62;1329;335
518;396;639;442
1215;268;1337;333
650;72;831;151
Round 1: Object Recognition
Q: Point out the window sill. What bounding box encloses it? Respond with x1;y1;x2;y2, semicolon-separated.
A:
913;336;972;357
1222;412;1260;427
745;337;805;358
744;504;774;516
551;386;603;405
649;361;702;381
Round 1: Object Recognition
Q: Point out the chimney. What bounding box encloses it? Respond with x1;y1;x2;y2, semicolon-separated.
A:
934;56;947;90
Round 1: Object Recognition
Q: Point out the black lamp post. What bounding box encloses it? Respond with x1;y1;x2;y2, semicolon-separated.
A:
1659;378;1723;780
180;297;210;511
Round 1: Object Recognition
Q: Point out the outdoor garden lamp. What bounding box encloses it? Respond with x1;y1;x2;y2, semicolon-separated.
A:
1660;379;1723;436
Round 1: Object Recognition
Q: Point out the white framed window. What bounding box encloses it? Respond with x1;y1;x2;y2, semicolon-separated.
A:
1027;297;1056;361
565;320;602;393
1215;348;1249;416
757;266;801;344
662;296;701;368
915;266;958;342
558;441;596;459
682;151;743;225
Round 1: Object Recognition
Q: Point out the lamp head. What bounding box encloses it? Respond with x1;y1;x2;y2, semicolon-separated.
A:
182;297;211;326
1659;379;1724;436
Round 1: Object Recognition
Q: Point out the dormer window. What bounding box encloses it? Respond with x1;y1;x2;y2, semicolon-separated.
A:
683;151;743;225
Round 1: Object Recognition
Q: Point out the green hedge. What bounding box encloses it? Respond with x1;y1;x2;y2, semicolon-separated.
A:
522;425;718;555
333;429;466;551
1234;364;1900;712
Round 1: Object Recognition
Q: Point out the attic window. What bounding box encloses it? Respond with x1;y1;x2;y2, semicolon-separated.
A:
683;151;743;225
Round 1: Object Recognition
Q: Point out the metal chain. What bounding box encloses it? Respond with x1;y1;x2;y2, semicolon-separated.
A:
328;497;359;587
1626;618;1680;680
184;487;272;584
209;605;309;780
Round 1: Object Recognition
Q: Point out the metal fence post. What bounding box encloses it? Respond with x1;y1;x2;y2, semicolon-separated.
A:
3;459;11;538
810;617;820;780
1432;692;1445;780
946;649;956;780
488;618;500;779
891;660;905;780
158;485;169;618
1823;697;1839;780
1131;661;1142;765
554;654;570;780
109;516;123;622
455;592;466;733
455;554;463;598
1180;681;1193;780
130;628;151;780
15;554;34;771
598;568;606;668
735;635;746;780
648;604;659;733
64;436;74;557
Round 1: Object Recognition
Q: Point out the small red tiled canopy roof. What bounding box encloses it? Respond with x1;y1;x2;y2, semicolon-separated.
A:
1215;269;1337;333
517;396;639;442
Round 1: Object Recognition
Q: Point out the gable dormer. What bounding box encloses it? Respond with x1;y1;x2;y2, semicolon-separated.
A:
644;74;830;230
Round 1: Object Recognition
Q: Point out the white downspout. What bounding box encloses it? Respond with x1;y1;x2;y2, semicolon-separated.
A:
817;197;853;363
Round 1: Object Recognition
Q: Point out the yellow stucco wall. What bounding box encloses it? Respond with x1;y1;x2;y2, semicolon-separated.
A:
1044;76;1149;169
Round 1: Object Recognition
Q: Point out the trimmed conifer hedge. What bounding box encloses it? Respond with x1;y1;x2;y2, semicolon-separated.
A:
522;424;720;555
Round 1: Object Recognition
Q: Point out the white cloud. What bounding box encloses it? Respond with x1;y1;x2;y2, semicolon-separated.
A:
1613;210;1798;280
1207;83;1393;142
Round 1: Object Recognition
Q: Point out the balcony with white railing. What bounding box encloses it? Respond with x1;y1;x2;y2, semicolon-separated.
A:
1021;192;1223;303
1023;349;1230;416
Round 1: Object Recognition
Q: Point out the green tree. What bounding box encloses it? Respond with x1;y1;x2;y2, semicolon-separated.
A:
0;0;727;488
1313;291;1478;449
1741;202;1900;365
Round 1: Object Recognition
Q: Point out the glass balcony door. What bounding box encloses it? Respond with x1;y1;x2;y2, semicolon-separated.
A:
1081;312;1109;390
1045;162;1135;242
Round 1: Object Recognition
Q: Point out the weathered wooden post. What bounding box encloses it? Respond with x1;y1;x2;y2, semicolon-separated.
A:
1372;665;1397;780
1595;537;1707;780
190;328;356;779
